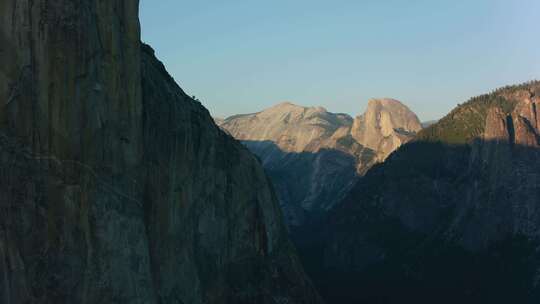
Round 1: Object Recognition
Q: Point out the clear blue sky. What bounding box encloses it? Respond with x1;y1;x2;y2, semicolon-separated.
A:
140;0;540;121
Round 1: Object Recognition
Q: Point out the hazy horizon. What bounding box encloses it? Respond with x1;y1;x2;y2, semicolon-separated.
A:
140;0;540;121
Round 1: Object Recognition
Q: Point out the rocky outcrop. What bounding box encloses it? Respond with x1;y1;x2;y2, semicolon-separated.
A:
304;82;540;304
351;98;423;160
219;100;421;227
0;1;322;303
221;102;355;154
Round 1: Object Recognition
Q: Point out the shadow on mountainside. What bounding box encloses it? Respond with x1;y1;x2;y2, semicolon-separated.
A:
240;140;377;228
294;139;540;304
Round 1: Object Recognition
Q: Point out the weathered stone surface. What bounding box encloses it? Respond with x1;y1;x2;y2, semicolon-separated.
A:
0;1;322;303
351;98;423;160
140;45;322;304
219;99;421;227
221;102;353;154
0;0;143;173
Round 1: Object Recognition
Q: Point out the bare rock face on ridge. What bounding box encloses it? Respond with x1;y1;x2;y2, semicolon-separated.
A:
222;102;354;154
219;99;422;227
0;1;322;303
351;98;423;160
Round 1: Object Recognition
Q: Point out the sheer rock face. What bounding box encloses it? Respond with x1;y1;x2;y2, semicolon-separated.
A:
310;83;540;303
219;100;421;226
351;98;423;160
0;2;321;304
512;96;540;147
0;0;143;173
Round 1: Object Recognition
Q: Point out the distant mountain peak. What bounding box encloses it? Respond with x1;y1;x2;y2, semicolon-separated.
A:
273;101;301;108
366;98;418;117
269;101;328;114
368;97;405;105
352;98;422;160
219;98;422;227
276;101;299;106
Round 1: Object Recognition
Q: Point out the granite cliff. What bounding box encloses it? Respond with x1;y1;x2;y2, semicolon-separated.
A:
303;81;540;304
219;100;421;226
351;98;423;160
0;1;321;303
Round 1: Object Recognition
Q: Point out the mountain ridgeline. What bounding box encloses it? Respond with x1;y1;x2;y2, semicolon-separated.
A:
1;1;539;304
0;1;321;303
219;99;422;227
302;81;540;304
